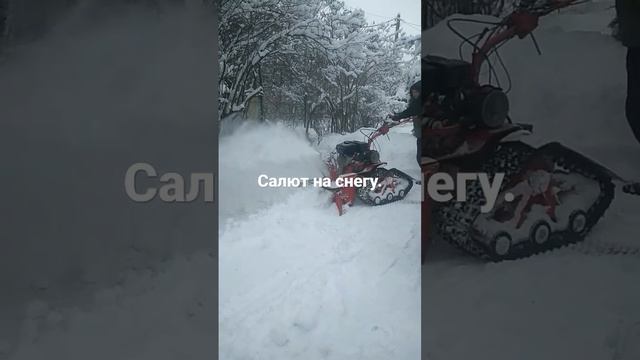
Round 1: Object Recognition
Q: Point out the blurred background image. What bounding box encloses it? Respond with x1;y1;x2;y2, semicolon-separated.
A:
422;1;640;359
1;1;218;359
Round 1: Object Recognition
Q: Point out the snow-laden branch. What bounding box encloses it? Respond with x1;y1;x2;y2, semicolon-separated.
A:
219;0;420;133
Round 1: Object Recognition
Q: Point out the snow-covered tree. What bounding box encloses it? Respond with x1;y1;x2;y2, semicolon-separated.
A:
219;0;330;120
219;0;420;135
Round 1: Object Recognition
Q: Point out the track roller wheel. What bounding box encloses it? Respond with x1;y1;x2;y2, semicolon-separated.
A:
530;220;552;246
492;232;513;258
568;210;588;235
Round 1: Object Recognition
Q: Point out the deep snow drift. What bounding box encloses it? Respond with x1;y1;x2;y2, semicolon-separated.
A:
423;2;640;360
219;122;421;360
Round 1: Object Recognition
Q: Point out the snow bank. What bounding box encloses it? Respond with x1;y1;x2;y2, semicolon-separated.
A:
219;122;324;221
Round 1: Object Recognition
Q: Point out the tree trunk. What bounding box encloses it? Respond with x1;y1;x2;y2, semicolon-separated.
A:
257;63;265;122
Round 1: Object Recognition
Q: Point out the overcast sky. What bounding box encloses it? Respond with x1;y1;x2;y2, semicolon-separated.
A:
342;0;421;35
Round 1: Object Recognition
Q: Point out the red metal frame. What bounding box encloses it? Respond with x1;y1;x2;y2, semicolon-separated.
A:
470;0;578;85
326;117;415;215
422;0;579;264
366;117;414;146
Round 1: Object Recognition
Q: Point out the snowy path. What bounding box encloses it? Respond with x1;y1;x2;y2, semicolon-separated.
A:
219;123;421;360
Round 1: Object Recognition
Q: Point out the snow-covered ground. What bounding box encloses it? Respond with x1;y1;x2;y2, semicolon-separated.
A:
219;122;421;359
423;2;640;359
3;117;421;360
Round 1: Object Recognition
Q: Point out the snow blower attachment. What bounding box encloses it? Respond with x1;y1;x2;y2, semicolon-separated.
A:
421;0;640;262
324;119;415;215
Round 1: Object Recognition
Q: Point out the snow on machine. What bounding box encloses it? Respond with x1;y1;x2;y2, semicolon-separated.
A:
421;0;640;262
324;118;416;215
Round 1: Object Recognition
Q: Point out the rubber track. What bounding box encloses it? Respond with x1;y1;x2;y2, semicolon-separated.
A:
433;141;617;262
357;168;414;206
